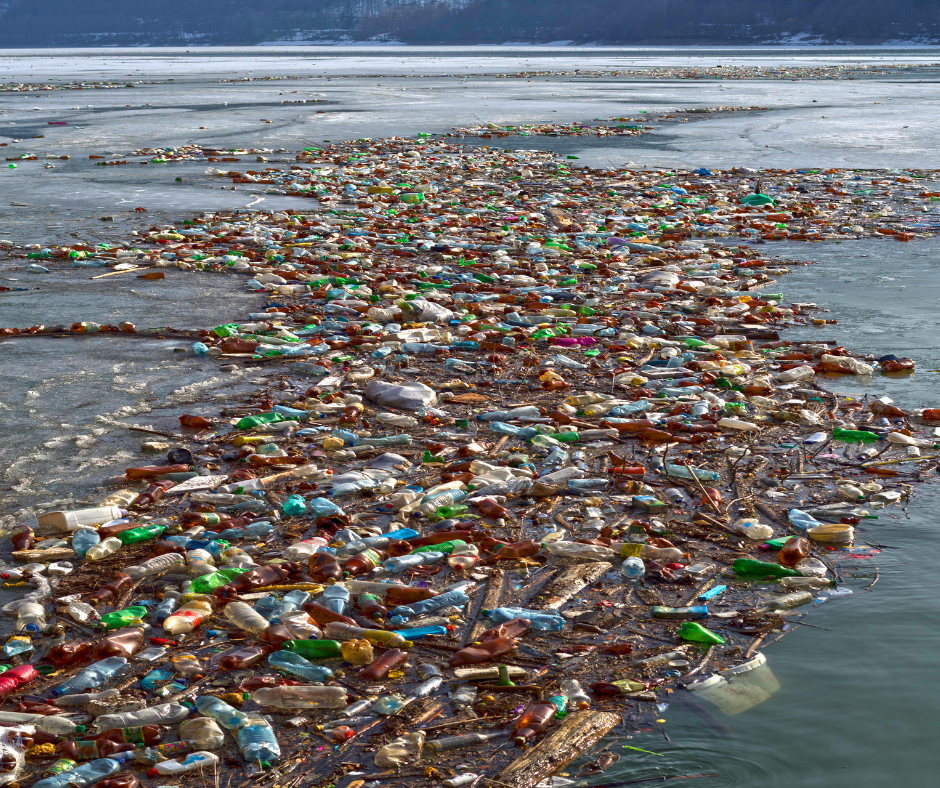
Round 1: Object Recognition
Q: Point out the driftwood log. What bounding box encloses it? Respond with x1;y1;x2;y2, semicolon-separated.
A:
536;562;612;609
494;710;620;788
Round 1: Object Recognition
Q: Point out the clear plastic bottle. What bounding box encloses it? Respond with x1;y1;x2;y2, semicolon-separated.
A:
85;537;122;561
251;685;347;710
224;601;270;635
93;702;190;731
32;756;128;788
177;717;225;750
558;679;589;710
194;696;250;731
124;553;185;580
237;716;281;765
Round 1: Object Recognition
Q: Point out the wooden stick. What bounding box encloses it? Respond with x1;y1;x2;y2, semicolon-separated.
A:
90;265;156;279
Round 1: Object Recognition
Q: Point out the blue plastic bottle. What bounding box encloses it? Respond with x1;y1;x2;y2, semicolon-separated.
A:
51;657;129;697
378;551;447;574
195;695;250;730
72;528;100;557
275;590;311;622
267;651;333;682
32;755;130;788
484;607;565;631
153;596;179;624
238;717;281;765
391;625;449;639
391;590;469;620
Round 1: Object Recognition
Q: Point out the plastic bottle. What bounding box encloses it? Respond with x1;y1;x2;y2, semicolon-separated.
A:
153;596;179;624
0;665;39;697
177;717;225;750
51;658;128;698
93;703;191;732
777;536;811;568
340;639;375;666
359;648;408;681
86;538;122;561
99;606;147;630
324;622;412;648
72;528;101;557
172;654;205;679
92;628;145;659
14;601;46;634
561;679;590;709
281;639;343;660
123;553;184;580
732;517;774;541
832;427;881;444
38;507;124;532
320;585;351;615
223;601;270;635
147;751;219;777
426;730;504;753
251;686;347;709
32;756;128;788
449;637;516;667
194;696;250;731
512;700;557;744
677;622;725;645
484;607;565;631
390;589;469;620
219;645;268;670
237;717;280;766
53;688;120;708
621;556;646;584
117;523;166;545
268;651;333;682
343;549;385;577
164;599;213;635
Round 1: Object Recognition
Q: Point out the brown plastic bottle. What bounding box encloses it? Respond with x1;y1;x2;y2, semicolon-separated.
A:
94;775;140;788
359;648;408;681
384;539;411;557
478;617;530;642
383;586;437;607
308;553;343;583
219;645;269;669
89;573;134;606
258;624;294;649
214;563;294;601
512;701;556;745
135;480;176;507
124;464;190;481
483;539;540;564
448;637;517;667
92;627;144;660
357;593;387;621
97;521;138;540
407;530;476;549
302;602;358;628
46;640;93;666
439;471;475;485
778;536;811;568
56;740;135;760
343;549;386;578
150;540;187;557
10;525;34;551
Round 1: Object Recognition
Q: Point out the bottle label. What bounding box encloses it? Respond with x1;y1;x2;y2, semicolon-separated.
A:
122;726;145;744
621;543;643;558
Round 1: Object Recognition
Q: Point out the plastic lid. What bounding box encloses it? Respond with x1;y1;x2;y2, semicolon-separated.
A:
75;725;86;733
147;769;158;778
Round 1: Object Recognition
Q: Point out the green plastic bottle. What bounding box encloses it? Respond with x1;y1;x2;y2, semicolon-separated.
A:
832;427;881;444
732;558;800;578
190;567;249;595
117;524;166;545
282;640;342;660
410;539;467;555
546;432;581;443
236;412;297;430
678;622;725;645
434;505;469;520
100;606;148;630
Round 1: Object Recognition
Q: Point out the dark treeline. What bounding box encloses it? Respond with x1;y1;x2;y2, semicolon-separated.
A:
0;0;937;47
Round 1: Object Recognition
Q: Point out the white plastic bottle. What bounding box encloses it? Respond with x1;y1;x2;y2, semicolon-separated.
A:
85;537;122;561
732;517;774;541
147;751;219;777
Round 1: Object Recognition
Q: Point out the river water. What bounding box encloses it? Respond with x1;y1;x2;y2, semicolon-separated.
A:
1;48;938;786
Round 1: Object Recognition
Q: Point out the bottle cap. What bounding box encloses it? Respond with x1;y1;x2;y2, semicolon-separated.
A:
75;725;86;733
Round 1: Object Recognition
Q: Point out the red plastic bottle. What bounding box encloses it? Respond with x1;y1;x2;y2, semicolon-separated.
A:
135;480;176;508
359;648;408;681
0;665;40;697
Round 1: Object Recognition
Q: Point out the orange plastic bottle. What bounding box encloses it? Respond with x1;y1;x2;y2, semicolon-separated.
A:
309;553;343;583
512;701;556;745
179;414;213;429
359;648;408;681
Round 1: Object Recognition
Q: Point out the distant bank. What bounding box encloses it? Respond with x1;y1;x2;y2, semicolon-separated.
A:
0;0;938;49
